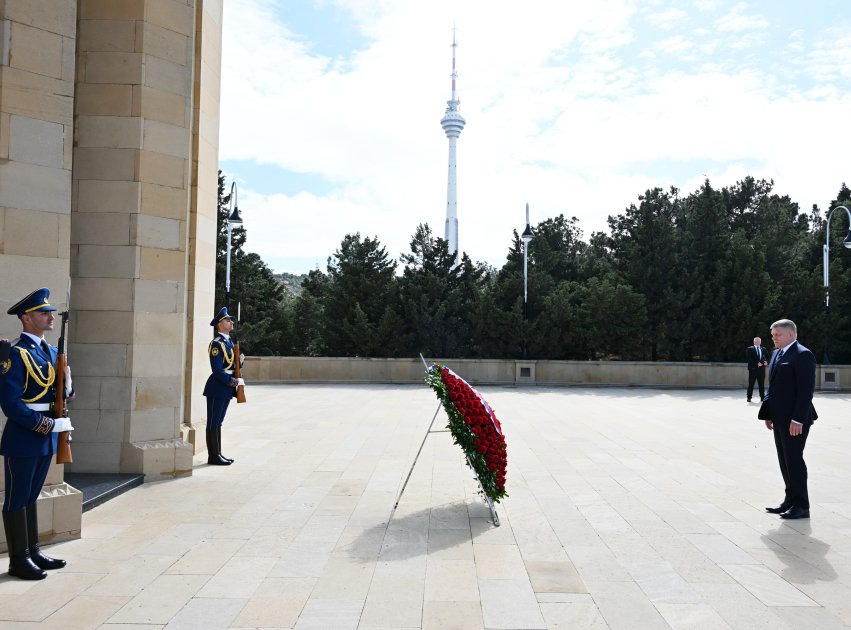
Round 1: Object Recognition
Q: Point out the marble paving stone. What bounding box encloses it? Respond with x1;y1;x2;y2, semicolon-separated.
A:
231;577;316;628
269;542;334;578
472;543;528;580
106;575;210;625
421;600;483;630
478;579;545;629
565;545;633;583
686;533;760;565
310;554;376;600
0;572;102;622
360;588;424;628
469;517;516;544
539;601;609;629
691;582;795;629
525;560;587;593
196;556;277;599
790;582;851;625
292;598;363;629
654;603;732;629
86;554;180;596
625;561;700;604
29;594;129;629
2;386;848;628
584;580;669;630
538;593;598;606
427;528;473;560
773;605;850;630
720;563;818;607
234;527;298;558
162;597;246;629
424;558;479;601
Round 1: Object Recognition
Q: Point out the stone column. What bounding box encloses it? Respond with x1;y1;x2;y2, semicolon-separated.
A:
183;0;223;451
71;0;209;479
0;0;82;548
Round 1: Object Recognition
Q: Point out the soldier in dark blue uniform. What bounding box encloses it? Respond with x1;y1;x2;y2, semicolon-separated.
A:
202;307;243;466
0;288;74;580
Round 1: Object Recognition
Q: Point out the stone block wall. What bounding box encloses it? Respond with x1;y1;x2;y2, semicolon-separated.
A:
68;0;223;479
2;0;222;484
0;0;81;547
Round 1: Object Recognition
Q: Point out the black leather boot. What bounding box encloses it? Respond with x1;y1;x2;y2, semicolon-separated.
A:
217;428;234;463
2;509;46;580
206;430;230;466
25;503;65;570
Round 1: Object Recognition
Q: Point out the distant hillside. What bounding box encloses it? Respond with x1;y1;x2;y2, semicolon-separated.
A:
275;272;306;296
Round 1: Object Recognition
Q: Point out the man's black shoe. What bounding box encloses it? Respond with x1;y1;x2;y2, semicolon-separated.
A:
780;506;810;520
765;502;792;514
747;399;752;402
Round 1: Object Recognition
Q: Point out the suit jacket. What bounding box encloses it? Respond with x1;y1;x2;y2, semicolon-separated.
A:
0;337;59;457
203;334;238;399
746;345;768;371
758;341;818;426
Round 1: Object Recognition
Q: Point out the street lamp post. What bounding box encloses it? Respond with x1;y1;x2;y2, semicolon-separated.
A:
225;181;244;310
822;204;851;364
521;203;534;359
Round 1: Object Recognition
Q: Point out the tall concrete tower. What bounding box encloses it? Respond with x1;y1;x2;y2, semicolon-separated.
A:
441;31;466;264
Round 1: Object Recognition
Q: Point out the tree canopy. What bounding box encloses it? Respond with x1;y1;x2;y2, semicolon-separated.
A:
216;172;851;364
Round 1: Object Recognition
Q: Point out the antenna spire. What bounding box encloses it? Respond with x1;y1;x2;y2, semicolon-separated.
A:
440;27;467;266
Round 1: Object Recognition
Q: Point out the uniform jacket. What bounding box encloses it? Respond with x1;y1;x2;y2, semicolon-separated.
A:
203;333;237;399
0;337;58;457
758;341;818;426
746;345;768;371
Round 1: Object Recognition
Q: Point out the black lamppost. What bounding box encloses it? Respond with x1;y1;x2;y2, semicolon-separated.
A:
225;181;244;310
822;204;851;364
521;203;534;359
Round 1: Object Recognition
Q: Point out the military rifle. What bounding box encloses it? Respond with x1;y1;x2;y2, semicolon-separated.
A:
234;302;246;404
54;305;72;464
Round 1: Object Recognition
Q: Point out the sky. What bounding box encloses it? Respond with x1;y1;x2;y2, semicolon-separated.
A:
219;0;851;274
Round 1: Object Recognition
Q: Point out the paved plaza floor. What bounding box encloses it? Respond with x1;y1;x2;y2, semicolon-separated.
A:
1;384;850;629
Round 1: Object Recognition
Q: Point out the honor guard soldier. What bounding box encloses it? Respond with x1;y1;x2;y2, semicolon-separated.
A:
0;288;73;580
203;307;243;466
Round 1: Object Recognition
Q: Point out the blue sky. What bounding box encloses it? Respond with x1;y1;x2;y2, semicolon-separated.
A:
220;1;851;274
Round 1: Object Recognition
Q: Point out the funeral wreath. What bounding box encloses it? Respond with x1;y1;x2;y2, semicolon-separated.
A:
425;364;508;502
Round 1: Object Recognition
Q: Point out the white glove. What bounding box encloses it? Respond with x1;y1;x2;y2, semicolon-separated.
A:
64;365;73;397
236;378;245;387
52;417;74;432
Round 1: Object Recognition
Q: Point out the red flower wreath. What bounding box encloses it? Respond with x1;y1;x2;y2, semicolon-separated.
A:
425;364;508;502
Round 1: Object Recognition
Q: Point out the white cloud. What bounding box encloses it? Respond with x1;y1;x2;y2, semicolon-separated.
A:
645;8;688;30
655;35;693;54
220;0;851;273
715;3;769;33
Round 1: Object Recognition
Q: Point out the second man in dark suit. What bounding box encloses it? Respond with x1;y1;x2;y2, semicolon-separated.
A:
759;319;817;520
745;336;768;402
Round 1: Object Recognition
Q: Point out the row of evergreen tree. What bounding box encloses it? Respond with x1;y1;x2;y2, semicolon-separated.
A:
216;173;851;364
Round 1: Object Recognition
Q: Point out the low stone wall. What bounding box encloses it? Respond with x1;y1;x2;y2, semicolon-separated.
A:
242;357;850;391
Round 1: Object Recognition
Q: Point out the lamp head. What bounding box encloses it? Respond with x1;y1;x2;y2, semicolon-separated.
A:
228;204;243;225
521;224;534;244
843;229;851;249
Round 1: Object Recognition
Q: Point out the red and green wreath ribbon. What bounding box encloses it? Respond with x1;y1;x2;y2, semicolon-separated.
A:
425;364;508;502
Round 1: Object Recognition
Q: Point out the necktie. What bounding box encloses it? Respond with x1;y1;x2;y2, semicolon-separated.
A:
772;350;783;376
40;340;51;356
756;347;761;360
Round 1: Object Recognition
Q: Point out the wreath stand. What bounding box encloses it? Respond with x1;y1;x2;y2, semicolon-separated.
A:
391;355;500;527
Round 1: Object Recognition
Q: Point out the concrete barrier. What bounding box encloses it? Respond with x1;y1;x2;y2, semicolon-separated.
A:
242;357;850;391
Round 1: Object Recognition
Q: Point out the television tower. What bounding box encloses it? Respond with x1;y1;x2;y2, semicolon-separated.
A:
441;30;466;265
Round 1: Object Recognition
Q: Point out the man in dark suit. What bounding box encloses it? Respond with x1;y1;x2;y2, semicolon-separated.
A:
745;336;768;402
759;319;817;520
